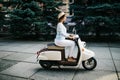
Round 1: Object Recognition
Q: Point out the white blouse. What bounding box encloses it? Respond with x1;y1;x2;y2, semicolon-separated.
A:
55;22;69;40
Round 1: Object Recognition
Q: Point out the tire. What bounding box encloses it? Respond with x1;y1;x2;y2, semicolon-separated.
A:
39;60;52;69
82;57;97;70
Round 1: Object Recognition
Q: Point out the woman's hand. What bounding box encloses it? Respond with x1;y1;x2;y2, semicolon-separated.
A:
69;34;75;40
69;34;74;37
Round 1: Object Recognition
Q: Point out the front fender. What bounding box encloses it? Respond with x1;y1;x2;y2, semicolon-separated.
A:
82;48;95;61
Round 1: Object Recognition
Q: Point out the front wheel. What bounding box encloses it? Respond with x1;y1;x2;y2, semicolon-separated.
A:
82;57;97;70
39;60;52;69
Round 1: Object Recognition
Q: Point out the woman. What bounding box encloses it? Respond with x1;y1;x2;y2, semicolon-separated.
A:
54;12;76;62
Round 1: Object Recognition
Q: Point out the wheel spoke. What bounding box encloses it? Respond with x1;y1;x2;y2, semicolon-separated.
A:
82;57;97;70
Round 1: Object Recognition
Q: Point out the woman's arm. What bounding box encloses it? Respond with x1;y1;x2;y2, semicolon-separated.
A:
57;23;69;38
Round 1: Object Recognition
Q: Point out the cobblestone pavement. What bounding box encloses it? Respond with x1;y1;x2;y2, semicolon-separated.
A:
0;40;120;80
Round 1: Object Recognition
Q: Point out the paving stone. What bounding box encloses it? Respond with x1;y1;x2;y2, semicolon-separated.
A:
114;60;120;72
0;62;40;78
118;72;120;80
9;44;39;52
0;42;9;46
96;59;115;71
0;45;32;53
0;59;18;72
73;70;118;80
0;41;15;46
0;44;46;53
0;51;13;59
88;47;111;59
109;42;120;47
110;48;120;60
24;55;37;63
0;74;27;80
24;44;46;53
0;46;13;51
88;42;108;47
2;53;34;61
31;68;76;80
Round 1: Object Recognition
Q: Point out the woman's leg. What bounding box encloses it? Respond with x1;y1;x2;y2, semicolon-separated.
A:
68;41;75;58
55;40;75;58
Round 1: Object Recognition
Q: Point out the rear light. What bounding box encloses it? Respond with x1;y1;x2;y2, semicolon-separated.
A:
36;51;40;59
37;51;39;55
36;48;47;58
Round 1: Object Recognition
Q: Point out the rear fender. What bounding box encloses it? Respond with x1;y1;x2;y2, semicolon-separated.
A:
38;55;48;60
36;48;48;59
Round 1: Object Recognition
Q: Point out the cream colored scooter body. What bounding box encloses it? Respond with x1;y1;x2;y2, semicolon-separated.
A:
38;51;61;61
38;38;95;65
37;35;97;70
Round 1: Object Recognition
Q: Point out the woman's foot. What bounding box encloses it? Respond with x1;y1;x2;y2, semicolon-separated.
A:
71;57;77;60
68;57;76;62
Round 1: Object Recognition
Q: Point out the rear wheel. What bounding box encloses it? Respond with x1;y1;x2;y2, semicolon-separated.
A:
39;60;52;69
82;57;97;70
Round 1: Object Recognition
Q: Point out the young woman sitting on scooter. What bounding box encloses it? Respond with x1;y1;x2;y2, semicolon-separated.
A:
54;12;76;62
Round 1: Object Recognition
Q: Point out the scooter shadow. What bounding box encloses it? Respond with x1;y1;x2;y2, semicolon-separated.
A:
36;67;90;73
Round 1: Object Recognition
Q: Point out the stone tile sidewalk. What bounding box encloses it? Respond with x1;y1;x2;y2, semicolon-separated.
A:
0;40;120;80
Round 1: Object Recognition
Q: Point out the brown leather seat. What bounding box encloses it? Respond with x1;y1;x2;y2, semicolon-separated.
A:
47;43;65;50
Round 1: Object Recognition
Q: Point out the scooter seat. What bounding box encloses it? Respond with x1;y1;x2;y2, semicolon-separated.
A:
47;43;65;50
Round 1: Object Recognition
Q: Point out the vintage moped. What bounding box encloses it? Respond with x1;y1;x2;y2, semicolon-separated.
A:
36;35;97;70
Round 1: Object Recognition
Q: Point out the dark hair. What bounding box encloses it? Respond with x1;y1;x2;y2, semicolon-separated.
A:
58;14;66;22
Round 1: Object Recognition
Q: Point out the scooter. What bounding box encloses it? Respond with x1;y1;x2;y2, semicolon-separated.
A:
36;35;97;70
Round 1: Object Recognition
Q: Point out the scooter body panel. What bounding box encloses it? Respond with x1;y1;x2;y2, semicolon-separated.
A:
38;51;62;61
82;48;95;61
